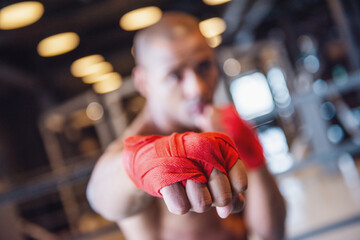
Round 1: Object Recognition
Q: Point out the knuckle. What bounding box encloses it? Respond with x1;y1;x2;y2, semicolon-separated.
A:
232;195;246;213
193;199;212;213
214;194;232;207
233;182;248;193
239;174;248;184
169;204;190;215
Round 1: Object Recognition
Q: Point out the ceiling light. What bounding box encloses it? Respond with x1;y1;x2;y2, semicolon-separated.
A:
71;55;105;77
120;6;162;31
77;61;113;78
199;17;226;39
206;35;222;48
0;1;44;30
93;77;122;94
82;72;122;84
131;45;135;57
202;0;232;6
37;32;80;57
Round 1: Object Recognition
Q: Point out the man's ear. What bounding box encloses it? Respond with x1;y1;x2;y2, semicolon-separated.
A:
132;66;148;97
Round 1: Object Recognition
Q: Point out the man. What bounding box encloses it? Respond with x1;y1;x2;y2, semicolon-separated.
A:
87;12;286;240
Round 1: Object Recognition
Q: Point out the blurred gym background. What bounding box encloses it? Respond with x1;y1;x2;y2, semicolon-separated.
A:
0;0;360;239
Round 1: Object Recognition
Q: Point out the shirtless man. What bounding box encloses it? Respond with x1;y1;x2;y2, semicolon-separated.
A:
87;12;286;240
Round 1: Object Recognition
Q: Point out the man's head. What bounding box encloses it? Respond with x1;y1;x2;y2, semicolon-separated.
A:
132;12;219;130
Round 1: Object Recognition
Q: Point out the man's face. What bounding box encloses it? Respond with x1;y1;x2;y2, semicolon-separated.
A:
141;31;219;128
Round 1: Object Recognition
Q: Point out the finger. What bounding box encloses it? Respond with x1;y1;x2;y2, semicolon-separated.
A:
160;183;190;215
194;114;209;131
231;193;246;214
216;192;245;218
186;180;212;213
228;160;248;194
194;105;215;131
216;203;232;219
203;104;215;117
208;168;232;207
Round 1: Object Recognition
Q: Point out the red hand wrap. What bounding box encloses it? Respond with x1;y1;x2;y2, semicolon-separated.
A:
122;132;240;197
220;104;265;170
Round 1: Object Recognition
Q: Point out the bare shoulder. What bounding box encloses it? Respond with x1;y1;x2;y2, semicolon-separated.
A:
122;106;159;138
106;107;156;154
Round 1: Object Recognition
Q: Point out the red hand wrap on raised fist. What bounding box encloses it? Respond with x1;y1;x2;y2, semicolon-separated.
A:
121;132;240;197
220;105;265;170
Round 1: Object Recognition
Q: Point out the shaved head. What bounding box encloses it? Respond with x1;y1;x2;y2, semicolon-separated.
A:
131;11;218;130
133;12;205;66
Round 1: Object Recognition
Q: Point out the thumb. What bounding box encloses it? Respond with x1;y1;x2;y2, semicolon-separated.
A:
195;105;222;132
194;114;208;131
194;105;215;131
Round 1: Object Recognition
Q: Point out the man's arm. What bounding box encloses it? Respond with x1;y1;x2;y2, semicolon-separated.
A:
87;133;248;221
86;139;154;221
245;166;286;240
195;105;286;239
121;132;248;218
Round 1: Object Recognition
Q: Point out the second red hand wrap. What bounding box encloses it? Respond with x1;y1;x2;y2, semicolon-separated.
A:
220;105;265;170
122;132;240;197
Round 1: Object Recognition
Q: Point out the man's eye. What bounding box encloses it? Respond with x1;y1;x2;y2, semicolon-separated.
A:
197;60;213;74
168;72;182;82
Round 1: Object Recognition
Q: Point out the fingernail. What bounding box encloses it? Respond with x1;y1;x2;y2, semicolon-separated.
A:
216;205;231;219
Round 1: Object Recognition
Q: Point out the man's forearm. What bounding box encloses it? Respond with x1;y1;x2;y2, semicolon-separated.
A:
245;165;286;240
87;147;154;221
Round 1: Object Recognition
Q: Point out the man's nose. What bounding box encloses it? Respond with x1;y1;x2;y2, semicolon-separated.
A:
182;69;207;99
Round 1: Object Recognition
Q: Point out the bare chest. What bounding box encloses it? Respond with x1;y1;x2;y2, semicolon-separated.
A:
120;195;246;240
157;200;245;240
